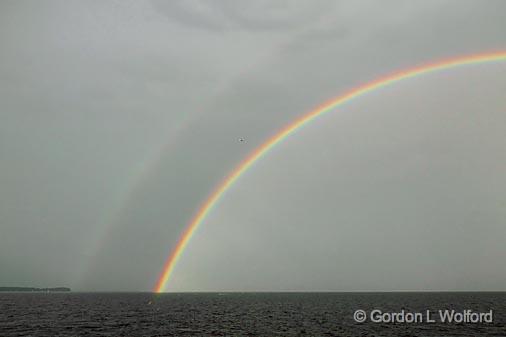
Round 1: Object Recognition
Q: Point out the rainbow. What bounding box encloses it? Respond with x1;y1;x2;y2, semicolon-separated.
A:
154;51;506;292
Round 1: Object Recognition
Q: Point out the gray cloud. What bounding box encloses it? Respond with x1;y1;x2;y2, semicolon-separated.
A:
151;0;335;32
0;0;505;291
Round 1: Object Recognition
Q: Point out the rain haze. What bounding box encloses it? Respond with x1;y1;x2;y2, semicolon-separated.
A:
1;1;505;292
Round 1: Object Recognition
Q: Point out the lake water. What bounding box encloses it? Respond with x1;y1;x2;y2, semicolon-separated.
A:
1;292;504;336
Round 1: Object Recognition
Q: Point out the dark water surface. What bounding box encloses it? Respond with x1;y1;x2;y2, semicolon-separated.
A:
0;292;504;336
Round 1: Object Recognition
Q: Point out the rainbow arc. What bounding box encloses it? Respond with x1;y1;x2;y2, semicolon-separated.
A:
154;51;506;293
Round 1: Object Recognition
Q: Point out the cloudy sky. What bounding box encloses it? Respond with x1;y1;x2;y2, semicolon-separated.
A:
0;0;505;291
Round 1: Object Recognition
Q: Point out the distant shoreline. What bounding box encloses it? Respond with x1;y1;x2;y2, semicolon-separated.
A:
0;287;71;292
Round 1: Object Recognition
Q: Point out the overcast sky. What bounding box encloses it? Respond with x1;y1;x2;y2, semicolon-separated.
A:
0;0;505;291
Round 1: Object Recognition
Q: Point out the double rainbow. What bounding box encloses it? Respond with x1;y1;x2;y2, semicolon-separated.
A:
155;51;506;292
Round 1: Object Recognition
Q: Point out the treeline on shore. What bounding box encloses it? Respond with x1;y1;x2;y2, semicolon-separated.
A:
0;287;71;292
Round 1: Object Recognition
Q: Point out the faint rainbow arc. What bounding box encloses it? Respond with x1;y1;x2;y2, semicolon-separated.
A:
155;51;506;292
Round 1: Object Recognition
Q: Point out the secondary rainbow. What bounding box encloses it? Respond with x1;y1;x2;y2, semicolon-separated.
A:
154;51;506;292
